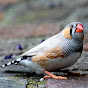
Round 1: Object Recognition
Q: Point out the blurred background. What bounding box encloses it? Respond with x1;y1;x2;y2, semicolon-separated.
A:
0;0;88;39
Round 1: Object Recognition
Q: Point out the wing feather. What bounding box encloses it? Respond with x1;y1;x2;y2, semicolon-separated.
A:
20;41;45;56
20;34;61;57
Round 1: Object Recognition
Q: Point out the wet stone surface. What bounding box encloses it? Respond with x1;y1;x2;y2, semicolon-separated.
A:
0;76;27;88
46;75;88;88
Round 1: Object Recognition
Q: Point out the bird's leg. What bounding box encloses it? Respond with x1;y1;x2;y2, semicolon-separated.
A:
61;69;81;76
66;71;81;75
43;70;67;79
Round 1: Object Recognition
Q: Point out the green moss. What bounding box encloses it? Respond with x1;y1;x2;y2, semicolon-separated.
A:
27;77;46;88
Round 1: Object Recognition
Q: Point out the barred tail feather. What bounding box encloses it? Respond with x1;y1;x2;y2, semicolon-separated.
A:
1;57;23;68
1;56;32;68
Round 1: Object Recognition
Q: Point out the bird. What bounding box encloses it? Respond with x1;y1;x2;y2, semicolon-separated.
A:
1;22;84;79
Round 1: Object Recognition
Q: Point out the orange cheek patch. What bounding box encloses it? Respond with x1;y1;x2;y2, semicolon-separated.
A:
62;27;72;39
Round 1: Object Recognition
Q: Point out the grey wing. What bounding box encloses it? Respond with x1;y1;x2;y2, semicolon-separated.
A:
20;34;60;57
20;42;45;57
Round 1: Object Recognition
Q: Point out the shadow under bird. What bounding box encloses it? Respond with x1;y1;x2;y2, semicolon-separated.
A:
1;22;84;79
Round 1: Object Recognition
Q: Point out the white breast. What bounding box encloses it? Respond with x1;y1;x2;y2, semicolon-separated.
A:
45;52;81;71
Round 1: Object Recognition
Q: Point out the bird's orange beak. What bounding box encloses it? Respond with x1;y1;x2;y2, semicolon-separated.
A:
75;24;83;33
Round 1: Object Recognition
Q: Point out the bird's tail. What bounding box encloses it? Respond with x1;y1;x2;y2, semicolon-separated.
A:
1;56;31;68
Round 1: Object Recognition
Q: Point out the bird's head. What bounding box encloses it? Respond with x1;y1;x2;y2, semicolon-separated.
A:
62;22;84;41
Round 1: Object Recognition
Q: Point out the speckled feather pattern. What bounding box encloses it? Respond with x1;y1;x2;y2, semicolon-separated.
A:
32;46;64;68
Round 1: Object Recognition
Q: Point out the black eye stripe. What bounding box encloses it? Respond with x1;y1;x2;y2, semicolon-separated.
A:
70;28;72;35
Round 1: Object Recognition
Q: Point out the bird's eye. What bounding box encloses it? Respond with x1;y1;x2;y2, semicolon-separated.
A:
71;25;73;28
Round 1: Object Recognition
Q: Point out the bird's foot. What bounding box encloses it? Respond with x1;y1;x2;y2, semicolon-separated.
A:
43;70;67;79
43;75;51;79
